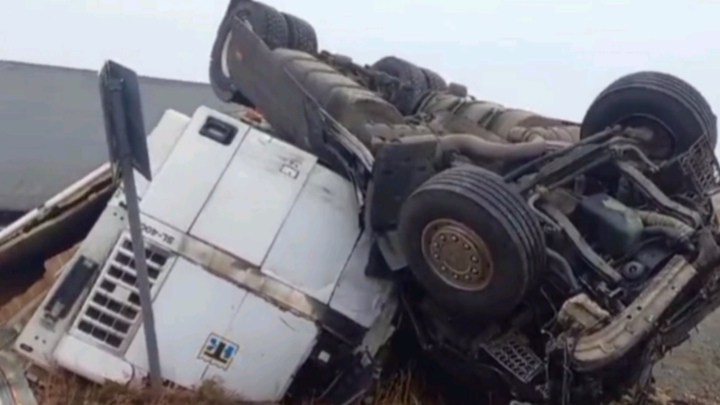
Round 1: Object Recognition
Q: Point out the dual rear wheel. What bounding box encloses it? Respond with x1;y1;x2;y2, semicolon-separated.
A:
210;1;318;103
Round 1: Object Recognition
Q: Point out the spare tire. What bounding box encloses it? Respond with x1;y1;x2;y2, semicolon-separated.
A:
209;1;289;104
398;165;546;320
282;12;318;54
581;71;717;160
372;56;429;115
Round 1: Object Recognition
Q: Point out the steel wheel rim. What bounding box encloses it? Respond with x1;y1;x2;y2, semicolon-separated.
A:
221;32;233;78
616;113;675;160
420;218;494;292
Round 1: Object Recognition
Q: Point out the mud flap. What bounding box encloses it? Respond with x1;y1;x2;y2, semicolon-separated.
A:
365;135;438;231
226;18;317;152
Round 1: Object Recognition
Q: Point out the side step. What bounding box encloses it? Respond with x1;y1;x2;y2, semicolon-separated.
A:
479;330;543;384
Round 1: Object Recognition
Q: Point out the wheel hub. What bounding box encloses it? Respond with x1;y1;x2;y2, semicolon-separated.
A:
421;219;494;291
617;114;675;160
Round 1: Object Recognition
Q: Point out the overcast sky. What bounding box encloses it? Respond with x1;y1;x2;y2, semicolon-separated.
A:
1;0;719;122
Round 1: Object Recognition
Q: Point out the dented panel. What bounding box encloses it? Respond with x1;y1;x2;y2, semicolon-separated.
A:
123;257;248;388
262;164;361;304
329;232;395;328
203;293;318;401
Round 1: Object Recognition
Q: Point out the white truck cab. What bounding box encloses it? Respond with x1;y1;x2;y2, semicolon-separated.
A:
10;106;398;403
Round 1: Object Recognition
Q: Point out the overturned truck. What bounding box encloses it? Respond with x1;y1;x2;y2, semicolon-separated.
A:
210;2;720;403
1;2;720;405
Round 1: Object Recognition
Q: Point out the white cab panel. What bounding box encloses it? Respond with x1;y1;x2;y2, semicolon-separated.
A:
11;105;399;402
133;109;191;198
262;164;361;303
189;129;317;266
203;294;318;401
124;257;248;388
329;232;394;328
140;107;250;232
54;334;139;385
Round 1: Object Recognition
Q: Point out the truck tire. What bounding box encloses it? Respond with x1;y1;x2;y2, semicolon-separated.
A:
234;2;289;50
398;165;546;320
274;49;404;147
581;71;717;160
421;68;448;92
372;56;429;115
282;12;318;54
209;4;246;103
209;1;289;104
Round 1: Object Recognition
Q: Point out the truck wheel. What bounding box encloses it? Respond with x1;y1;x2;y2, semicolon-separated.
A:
421;68;448;92
282;12;318;54
233;2;289;49
209;1;289;104
372;56;429;115
209;5;244;103
581;71;717;160
398;166;546;320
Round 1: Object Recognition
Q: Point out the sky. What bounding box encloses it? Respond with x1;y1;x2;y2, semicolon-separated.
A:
1;0;719;122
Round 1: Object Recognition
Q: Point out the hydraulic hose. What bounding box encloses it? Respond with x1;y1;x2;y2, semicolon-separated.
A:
637;210;695;250
637;210;694;236
546;248;581;293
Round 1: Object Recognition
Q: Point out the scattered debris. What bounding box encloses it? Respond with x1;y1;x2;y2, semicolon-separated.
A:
0;350;37;405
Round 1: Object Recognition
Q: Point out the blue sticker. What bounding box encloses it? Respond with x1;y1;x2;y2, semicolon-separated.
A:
199;333;238;369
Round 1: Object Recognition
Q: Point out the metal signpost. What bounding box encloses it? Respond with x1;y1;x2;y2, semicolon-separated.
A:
98;60;162;392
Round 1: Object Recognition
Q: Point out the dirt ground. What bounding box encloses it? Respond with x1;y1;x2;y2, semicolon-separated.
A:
655;309;720;403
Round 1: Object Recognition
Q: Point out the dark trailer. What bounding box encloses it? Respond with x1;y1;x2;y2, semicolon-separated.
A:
0;60;231;225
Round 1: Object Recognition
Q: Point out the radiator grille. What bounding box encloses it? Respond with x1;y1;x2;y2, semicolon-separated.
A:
72;235;171;351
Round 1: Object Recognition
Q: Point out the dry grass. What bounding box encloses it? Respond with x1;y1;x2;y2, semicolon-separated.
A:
37;370;429;405
36;369;720;405
41;372;264;405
